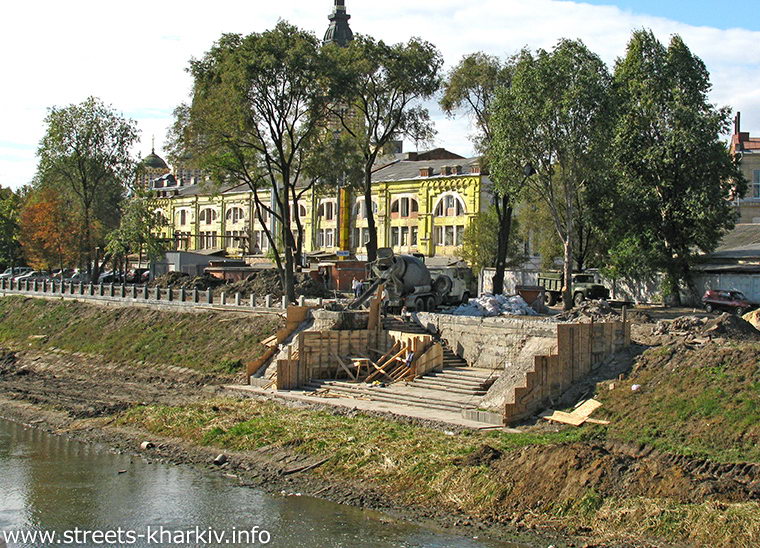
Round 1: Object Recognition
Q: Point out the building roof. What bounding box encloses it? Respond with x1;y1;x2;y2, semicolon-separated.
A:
707;224;760;260
730;112;760;153
372;153;481;183
323;0;353;47
141;150;169;170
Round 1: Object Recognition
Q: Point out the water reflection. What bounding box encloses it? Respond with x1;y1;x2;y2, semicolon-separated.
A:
0;419;528;547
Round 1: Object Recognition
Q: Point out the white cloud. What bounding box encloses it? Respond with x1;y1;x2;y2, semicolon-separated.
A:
1;0;759;188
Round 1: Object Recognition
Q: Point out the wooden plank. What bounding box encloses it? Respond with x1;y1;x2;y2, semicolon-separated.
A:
573;399;602;418
331;352;356;381
539;410;586;426
584;418;611;425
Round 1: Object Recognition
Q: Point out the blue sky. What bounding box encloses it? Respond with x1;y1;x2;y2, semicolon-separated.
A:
1;0;759;189
579;0;760;31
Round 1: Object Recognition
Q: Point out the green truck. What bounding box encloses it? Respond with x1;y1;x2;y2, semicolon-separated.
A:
538;271;610;307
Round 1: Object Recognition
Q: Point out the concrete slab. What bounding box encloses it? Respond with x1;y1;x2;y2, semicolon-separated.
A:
224;384;518;431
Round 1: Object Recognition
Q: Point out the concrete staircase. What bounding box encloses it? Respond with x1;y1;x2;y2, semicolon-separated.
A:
302;366;496;414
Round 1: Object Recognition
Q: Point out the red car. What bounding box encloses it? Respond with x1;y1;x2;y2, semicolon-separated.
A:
702;289;756;316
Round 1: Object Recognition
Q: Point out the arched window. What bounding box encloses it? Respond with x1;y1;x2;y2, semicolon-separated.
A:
390;196;419;218
254;206;270;226
434;193;466;217
352;199;378;219
291;203;307;219
154;209;168;226
199;208;217;225
226;207;245;223
317;200;336;221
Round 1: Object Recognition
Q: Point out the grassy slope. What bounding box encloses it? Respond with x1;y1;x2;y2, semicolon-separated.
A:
599;341;760;463
0;297;281;373
119;398;760;547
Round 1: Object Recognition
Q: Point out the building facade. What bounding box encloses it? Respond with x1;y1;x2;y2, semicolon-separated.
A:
149;151;493;262
731;112;760;223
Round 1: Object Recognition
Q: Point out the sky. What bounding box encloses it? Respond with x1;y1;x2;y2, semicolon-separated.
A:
1;0;759;189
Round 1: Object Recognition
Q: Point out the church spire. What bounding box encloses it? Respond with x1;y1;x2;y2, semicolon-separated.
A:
323;0;354;47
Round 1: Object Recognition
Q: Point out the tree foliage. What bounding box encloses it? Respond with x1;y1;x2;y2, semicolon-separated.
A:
19;188;80;271
184;22;340;302
36;97;139;275
603;30;745;303
0;187;22;271
327;35;443;261
458;207;525;275
492;40;612;308
106;193;168;269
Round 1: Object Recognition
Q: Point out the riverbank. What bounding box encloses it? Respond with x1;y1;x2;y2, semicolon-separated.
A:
0;297;758;546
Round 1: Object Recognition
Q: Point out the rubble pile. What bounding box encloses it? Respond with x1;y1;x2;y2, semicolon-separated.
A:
652;313;760;341
554;299;619;322
217;270;331;300
151;272;226;291
451;294;538;317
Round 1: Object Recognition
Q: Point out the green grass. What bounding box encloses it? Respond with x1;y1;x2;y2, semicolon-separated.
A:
0;297;281;372
598;341;760;463
118;398;592;510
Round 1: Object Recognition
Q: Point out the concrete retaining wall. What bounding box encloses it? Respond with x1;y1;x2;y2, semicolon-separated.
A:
415;312;558;370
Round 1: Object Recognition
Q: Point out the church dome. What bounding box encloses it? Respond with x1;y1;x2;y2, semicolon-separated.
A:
141;151;169;170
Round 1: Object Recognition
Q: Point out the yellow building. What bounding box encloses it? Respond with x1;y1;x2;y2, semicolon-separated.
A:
150;149;493;263
731;112;760;223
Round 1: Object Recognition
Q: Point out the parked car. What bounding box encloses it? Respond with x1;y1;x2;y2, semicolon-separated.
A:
702;289;757;316
0;267;32;279
63;271;89;284
15;270;51;282
126;268;150;284
51;269;75;280
98;270;125;284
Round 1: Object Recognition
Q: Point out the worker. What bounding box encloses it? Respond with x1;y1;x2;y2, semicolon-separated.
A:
352;277;361;298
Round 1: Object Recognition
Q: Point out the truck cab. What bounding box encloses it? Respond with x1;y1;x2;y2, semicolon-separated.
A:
538;271;609;307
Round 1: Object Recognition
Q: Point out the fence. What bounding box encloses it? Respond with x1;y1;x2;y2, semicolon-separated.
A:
0;278;301;312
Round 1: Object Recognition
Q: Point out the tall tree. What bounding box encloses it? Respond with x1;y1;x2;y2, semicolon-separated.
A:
458;206;526;276
0;187;22;271
36;97;139;276
105;192;168;273
605;30;745;304
492;41;612;309
19;188;80;271
327;35;443;262
441;53;528;294
185;22;338;302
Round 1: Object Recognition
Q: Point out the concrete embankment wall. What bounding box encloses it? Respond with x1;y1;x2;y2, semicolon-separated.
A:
415;312;558;370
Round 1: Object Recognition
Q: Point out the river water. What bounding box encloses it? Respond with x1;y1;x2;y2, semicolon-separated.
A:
0;419;530;548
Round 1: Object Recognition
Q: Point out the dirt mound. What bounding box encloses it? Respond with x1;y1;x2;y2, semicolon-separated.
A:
215;270;330;300
150;272;189;287
150;272;224;291
491;442;759;513
653;313;760;341
455;444;503;466
554;300;619;322
626;310;654;324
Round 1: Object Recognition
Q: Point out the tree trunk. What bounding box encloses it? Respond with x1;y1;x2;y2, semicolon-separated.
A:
364;167;378;262
562;238;574;310
492;194;512;296
279;183;296;304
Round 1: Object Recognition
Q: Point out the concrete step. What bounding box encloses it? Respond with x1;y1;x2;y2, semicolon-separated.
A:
409;379;488;396
304;380;478;412
422;374;490;390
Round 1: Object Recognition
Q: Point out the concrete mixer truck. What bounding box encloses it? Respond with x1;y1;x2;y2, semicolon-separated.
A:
349;248;468;313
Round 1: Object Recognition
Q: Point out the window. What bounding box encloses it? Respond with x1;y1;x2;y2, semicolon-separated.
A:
353;199;378;219
434;193;466;217
291;203;307;219
154;210;168;226
411;227;418;246
225;230;246;248
199;208;217;225
226;207;245;223
179;210;187;226
390;197;419;219
318;201;335;220
445;225;454;246
317;229;335;248
252;231;269;254
352;228;371;248
400;226;409;246
391;227;400;247
752;170;760;199
199;231;218;249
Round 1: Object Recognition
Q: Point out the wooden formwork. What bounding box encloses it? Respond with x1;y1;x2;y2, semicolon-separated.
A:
504;320;630;424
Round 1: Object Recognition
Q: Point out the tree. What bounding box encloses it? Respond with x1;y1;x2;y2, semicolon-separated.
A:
37;97;139;276
458;207;526;275
185;22;336;303
327;35;443;261
105;193;168;273
604;30;745;304
19;188;80;271
0;187;22;271
492;41;612;309
441;53;527;295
